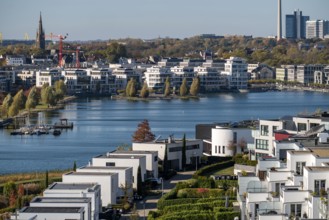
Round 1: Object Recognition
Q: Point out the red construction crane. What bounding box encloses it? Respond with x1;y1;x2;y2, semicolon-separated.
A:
45;33;68;67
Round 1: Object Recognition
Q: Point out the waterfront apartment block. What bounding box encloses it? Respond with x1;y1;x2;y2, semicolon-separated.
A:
296;64;326;85
35;69;62;87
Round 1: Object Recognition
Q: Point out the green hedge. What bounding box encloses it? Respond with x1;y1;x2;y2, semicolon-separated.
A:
161;200;235;215
160;210;215;220
213;207;234;212
0;206;15;214
193;161;235;178
215;211;240;220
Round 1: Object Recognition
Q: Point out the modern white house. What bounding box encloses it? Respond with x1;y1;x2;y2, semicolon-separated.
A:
91;153;147;189
132;136;203;171
76;165;133;199
62;171;118;207
17;206;85;220
29;197;92;220
109;150;159;179
238;147;329;220
43;182;101;220
209;123;253;157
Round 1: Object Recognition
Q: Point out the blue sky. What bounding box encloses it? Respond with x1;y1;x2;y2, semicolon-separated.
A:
1;0;328;41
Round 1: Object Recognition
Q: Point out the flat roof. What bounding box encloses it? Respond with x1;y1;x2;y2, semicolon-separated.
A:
289;151;311;155
305;166;329;172
111;150;157;154
64;171;116;176
309;148;329;158
49;182;96;190
95;154;145;159
21;206;83;213
79;166;130;170
31;197;91;203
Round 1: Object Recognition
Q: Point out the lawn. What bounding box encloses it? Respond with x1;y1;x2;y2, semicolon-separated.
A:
211;166;234;176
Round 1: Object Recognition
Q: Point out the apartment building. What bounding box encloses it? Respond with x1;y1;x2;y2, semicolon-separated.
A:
35;69;62;87
222;57;249;90
62;69;90;94
238;147;329;220
194;66;226;92
144;66;172;89
296;64;325;85
86;68;116;94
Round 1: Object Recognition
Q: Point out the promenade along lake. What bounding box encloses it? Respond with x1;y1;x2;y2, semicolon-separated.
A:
1;91;329;174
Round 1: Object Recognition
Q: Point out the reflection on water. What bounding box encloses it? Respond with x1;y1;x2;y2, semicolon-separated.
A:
0;91;328;174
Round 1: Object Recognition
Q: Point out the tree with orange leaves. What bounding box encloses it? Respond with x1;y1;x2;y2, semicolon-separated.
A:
132;119;155;142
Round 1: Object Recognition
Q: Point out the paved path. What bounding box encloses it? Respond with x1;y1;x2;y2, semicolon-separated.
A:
123;171;195;219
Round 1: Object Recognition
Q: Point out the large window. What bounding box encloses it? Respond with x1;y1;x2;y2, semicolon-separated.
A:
314;179;326;196
260;125;269;136
297;123;307;132
256;139;269;150
272;126;278;137
290;204;301;218
106;162;115;167
296;162;306;175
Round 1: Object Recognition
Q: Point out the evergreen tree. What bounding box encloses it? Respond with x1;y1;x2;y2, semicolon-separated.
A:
41;83;49;104
182;133;186;170
125;79;132;96
132;119;155;142
163;146;168;174
179;78;188;96
140;82;149;98
137;166;143;195
25;86;38;111
190;77;200;96
1;93;13;118
164;77;171;97
73;161;77;171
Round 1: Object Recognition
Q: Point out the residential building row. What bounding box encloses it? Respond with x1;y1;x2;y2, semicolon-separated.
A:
12;136;203;220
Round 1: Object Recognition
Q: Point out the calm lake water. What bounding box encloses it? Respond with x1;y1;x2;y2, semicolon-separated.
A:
1;91;329;174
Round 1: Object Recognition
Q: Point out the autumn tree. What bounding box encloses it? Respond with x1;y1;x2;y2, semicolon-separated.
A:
54;80;66;100
164;77;171;97
106;42;127;63
126;78;137;97
132;119;155;142
190;77;200;96
8;90;26;117
25;86;38;111
41;86;57;106
1;93;13;118
179;78;188;96
140;82;149;98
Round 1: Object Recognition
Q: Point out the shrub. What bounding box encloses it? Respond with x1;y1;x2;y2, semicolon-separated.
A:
215;211;240;220
193;161;234;178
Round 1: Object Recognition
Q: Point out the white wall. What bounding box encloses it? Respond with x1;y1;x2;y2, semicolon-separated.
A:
62;172;118;207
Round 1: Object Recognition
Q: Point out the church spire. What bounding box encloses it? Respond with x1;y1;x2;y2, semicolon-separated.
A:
36;12;45;50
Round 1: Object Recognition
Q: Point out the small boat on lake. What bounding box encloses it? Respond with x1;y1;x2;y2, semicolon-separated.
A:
53;129;61;136
53;118;74;129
